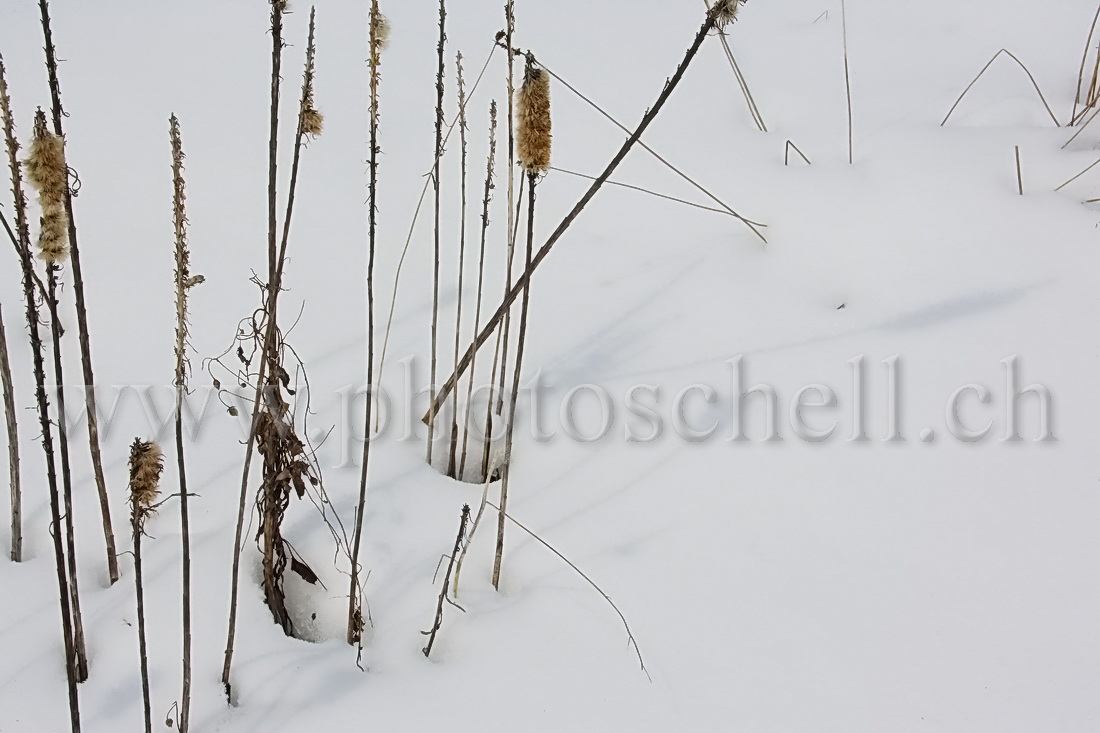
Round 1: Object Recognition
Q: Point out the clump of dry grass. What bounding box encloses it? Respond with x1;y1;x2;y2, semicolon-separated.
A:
516;59;551;175
25;109;69;263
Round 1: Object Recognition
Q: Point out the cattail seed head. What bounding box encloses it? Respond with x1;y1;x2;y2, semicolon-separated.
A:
128;439;164;514
712;0;746;28
516;56;551;175
25;109;69;264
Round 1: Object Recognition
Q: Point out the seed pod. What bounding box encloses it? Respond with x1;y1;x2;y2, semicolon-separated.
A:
128;439;164;515
371;8;390;53
712;0;746;28
25;109;69;263
516;55;551;175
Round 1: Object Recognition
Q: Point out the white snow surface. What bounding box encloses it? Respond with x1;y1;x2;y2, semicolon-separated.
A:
2;0;1100;730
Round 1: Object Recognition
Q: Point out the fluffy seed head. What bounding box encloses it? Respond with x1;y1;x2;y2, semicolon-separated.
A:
712;0;746;28
128;439;164;512
371;10;390;52
516;58;551;174
25;109;69;263
301;108;324;136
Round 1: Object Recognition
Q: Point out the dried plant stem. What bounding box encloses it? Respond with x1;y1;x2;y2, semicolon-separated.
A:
486;500;646;675
496;0;518;421
784;141;811;166
375;45;497;420
169;115;197;733
45;266;89;683
1015;145;1024;196
1056;154;1100;191
453;459;498;596
941;49;1060;127
704;0;766;131
348;0;383;647
841;0;853;163
223;0;292;699
448;52;469;479
426;4;730;424
0;57;79;731
1064;105;1100;150
492;48;767;236
493;173;537;589
1072;3;1100;125
131;510;152;733
0;305;19;562
422;503;470;658
459;101;498;479
38;0;120;585
551;166;735;216
483;185;525;479
427;0;447;462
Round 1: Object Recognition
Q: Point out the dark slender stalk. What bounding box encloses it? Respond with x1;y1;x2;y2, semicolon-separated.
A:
0;56;79;730
1015;145;1024;196
45;266;89;682
496;1;517;418
550;166;736;215
38;0;119;585
348;0;382;647
427;0;447;462
492;173;536;589
169;115;195;733
784;141;811;166
223;0;290;700
426;5;728;424
132;515;152;733
448;52;469;479
422;504;470;657
459;100;498;479
0;305;20;562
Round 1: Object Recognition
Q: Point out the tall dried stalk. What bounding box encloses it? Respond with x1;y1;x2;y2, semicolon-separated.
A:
128;439;163;733
0;304;19;563
447;52;469;479
493;55;549;588
495;0;518;421
38;0;119;585
348;0;387;647
704;0;765;131
169;115;202;733
29;108;89;683
427;0;447;463
0;57;79;731
426;0;742;424
458;100;498;479
223;0;296;697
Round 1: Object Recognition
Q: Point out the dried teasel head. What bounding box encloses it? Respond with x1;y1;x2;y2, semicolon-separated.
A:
712;0;747;28
128;439;164;515
516;54;551;175
25;109;69;264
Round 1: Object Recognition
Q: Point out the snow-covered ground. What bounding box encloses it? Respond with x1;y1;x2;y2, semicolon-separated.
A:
2;0;1100;730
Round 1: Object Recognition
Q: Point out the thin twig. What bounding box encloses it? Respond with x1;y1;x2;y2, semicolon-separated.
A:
552;166;738;215
422;504;470;657
486;501;648;677
941;49;1060;127
1056;154;1100;191
784;140;811;166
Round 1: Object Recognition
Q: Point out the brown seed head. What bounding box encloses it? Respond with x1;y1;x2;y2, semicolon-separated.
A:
128;439;164;513
712;0;746;28
516;57;551;175
25;109;69;263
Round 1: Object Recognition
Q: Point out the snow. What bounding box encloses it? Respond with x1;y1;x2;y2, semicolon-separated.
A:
2;0;1100;730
